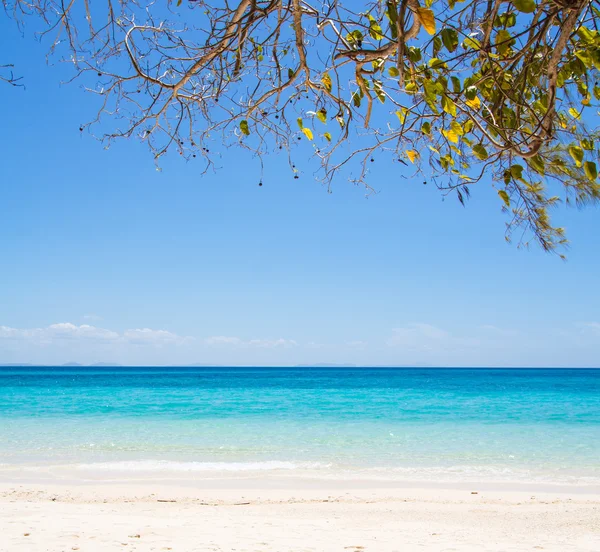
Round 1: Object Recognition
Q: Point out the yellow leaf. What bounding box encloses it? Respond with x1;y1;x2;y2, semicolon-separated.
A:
302;128;314;140
395;109;407;124
406;150;419;163
442;95;457;117
416;8;436;35
321;73;332;93
442;128;459;144
323;132;332;142
465;96;481;109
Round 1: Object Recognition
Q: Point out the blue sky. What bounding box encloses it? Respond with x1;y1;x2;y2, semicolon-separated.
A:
1;16;600;367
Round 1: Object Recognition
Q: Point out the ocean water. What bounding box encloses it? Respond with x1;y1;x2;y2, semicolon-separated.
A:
0;367;599;485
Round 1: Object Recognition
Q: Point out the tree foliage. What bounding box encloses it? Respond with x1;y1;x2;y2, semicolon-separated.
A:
3;0;600;252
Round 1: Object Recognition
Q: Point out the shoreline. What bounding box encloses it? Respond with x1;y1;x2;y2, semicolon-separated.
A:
2;475;600;498
1;461;600;494
1;471;600;495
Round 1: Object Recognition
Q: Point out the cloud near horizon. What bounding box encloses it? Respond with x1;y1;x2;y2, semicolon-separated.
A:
0;323;191;346
0;323;297;350
204;336;298;348
1;320;600;366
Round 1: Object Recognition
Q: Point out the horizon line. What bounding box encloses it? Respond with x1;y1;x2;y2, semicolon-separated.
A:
1;364;599;369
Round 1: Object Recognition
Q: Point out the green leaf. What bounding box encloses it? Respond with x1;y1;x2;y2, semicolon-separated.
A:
498;190;511;208
577;27;596;44
441;28;459;53
239;120;250;136
450;120;464;136
297;117;304;130
288;68;294;80
386;1;398;39
575;50;593;67
584;161;598;180
472;144;488;160
423;81;439;114
429;58;447;70
450;76;461;94
346;30;364;44
177;0;182;6
581;139;594;151
441;95;457;116
302;127;314;140
569;145;584;167
528;155;545;174
495;30;514;56
316;109;327;123
367;15;384;40
510;165;524;179
505;13;517;27
439;154;454;170
463;37;481;50
374;81;386;103
421;121;431;135
407;47;422;63
405;82;419;94
321;73;332;92
568;107;581;120
323;132;332;142
388;66;400;77
513;0;536;13
352;92;361;107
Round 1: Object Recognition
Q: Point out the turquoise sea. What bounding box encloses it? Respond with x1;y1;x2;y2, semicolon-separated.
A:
0;367;599;485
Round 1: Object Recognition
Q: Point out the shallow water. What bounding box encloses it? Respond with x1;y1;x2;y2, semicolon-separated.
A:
1;367;598;484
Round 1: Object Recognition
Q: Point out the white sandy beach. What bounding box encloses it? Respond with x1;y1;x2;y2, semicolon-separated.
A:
1;479;599;551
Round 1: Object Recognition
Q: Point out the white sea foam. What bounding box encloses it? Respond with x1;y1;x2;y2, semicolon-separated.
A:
338;465;600;486
73;460;331;472
1;460;598;486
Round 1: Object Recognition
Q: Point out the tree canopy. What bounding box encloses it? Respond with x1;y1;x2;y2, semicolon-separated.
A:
3;0;600;253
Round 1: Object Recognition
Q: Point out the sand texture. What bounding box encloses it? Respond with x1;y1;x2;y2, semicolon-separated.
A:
0;482;599;551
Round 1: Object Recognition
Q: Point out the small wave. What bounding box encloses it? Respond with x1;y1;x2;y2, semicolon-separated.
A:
338;464;600;486
73;460;331;472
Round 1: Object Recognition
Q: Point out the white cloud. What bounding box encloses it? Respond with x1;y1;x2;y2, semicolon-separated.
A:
0;325;39;340
0;323;189;347
204;336;297;348
47;323;120;342
124;328;192;346
0;323;119;343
